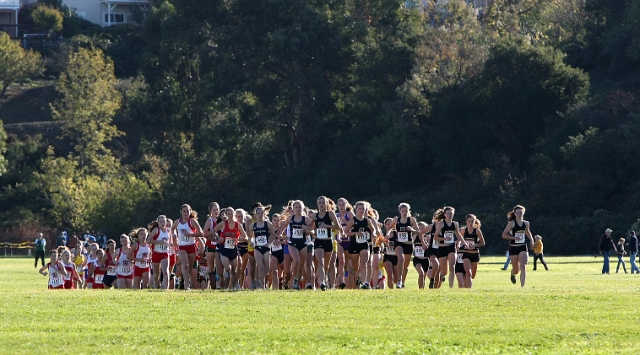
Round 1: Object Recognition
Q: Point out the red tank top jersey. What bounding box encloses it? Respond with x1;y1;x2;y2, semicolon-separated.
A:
93;264;106;286
222;221;240;249
205;218;218;248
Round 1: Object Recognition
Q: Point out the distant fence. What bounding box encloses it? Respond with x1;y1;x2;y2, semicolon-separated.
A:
0;242;35;257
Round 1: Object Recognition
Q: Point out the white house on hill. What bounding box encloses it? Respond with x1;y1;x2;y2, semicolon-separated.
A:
63;0;149;26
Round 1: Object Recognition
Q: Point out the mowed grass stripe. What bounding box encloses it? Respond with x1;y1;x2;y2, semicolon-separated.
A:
0;257;639;354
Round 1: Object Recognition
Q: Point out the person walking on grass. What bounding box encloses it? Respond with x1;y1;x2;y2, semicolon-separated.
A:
35;233;46;268
615;238;627;274
628;231;639;274
599;228;617;274
532;235;548;271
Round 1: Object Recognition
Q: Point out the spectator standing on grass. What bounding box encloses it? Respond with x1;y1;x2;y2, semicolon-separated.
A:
599;228;617;274
628;231;639;274
56;232;66;248
34;233;46;268
615;238;627;274
532;235;549;271
501;249;510;270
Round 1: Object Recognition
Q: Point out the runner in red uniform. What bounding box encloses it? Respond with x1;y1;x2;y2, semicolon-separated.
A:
211;207;248;290
130;228;151;289
61;249;78;289
91;249;107;289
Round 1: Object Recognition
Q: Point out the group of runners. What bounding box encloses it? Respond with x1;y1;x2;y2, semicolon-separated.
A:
40;198;536;290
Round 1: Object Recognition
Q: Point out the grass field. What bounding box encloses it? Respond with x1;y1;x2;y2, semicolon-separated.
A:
1;256;639;354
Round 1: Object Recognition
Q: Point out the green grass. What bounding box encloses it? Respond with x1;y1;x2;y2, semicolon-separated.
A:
1;256;639;354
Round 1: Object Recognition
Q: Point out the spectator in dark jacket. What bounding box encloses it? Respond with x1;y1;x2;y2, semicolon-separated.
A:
56;232;66;248
599;228;617;274
628;231;639;274
615;238;627;274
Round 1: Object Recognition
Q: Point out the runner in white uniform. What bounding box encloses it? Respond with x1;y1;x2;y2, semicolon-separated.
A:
115;234;134;289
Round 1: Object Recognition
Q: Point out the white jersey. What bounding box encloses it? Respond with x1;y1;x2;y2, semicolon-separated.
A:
177;219;196;246
154;229;170;253
48;262;65;288
116;249;133;276
134;244;150;268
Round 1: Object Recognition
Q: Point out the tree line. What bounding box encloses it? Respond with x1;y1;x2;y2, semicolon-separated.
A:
1;0;639;255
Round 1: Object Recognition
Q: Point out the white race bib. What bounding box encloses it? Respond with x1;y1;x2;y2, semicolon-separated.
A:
316;228;329;240
256;235;268;247
292;228;303;239
306;235;312;244
385;246;396;255
356;233;368;244
119;266;132;275
431;242;439;249
94;274;104;284
225;238;236;249
414;246;424;258
50;275;62;286
515;232;526;244
444;232;455;244
466;241;475;249
107;266;117;276
457;255;464;263
180;230;190;243
199;266;208;277
156;239;169;252
398;232;409;243
271;243;282;252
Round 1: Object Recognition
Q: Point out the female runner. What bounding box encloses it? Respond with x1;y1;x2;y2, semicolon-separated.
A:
202;202;220;289
115;234;134;289
61;249;78;290
310;196;342;291
336;198;353;289
84;243;99;289
501;205;534;287
277;200;312;290
461;214;485;288
344;201;377;289
73;244;85;289
248;206;277;289
211;207;248;289
166;218;177;289
424;211;439;289
368;207;384;289
172;204;203;291
103;239;118;289
270;213;285;289
433;206;467;288
40;250;67;289
91;249;107;289
413;221;430;289
392;203;421;288
235;209;252;289
130;228;151;289
149;216;171;289
382;218;398;289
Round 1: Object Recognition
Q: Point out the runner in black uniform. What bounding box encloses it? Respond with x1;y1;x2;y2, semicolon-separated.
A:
412;222;430;289
344;201;377;289
501;205;534;287
392;203;421;288
461;214;485;288
382;218;398;289
248;206;277;289
276;200;312;290
433;206;467;288
309;196;342;291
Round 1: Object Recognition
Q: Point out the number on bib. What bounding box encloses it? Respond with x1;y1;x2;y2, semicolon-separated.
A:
466;241;475;249
292;228;303;239
414;246;425;258
398;232;409;243
157;239;169;252
180;230;190;243
51;276;61;286
120;266;131;275
224;238;236;249
444;232;455;244
316;228;328;240
107;266;117;276
431;242;439;249
271;243;282;252
457;255;464;263
356;234;368;244
515;232;526;244
94;274;104;284
256;235;268;247
385;247;396;255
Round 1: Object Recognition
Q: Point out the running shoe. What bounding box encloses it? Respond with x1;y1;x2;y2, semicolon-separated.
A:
320;283;326;291
306;283;313;290
360;283;368;289
428;278;435;289
440;275;446;282
510;274;516;284
396;281;402;288
339;282;346;289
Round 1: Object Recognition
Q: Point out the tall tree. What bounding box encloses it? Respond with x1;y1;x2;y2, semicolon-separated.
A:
0;33;44;97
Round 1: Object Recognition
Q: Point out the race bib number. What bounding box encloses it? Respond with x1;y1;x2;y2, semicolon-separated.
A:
356;233;368;244
156;239;169;252
444;232;455;244
292;228;303;239
225;238;236;249
140;253;149;266
120;266;132;275
50;276;62;286
107;266;117;276
180;229;190;243
414;246;425;258
199;266;207;277
316;228;329;240
466;240;475;249
515;232;526;244
306;235;312;244
431;242;439;249
94;274;104;284
256;235;268;247
271;243;282;252
385;246;396;255
457;255;464;263
398;232;409;243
